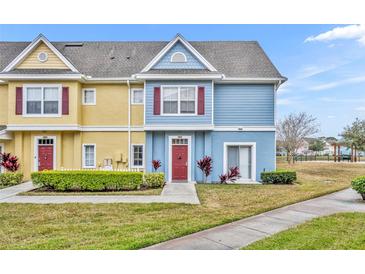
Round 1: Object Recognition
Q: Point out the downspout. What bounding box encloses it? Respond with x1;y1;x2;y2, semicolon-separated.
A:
127;80;131;171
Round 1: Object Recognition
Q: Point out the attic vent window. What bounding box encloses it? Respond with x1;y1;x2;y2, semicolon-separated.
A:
37;52;48;63
171;52;187;63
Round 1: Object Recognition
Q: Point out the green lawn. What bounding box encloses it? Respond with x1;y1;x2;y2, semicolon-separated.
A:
0;162;364;249
19;187;162;196
243;212;365;250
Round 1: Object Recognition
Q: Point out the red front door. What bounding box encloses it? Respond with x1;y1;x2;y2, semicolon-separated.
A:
38;145;54;171
172;145;188;180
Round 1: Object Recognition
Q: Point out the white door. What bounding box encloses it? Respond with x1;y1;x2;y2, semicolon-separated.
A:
227;145;252;180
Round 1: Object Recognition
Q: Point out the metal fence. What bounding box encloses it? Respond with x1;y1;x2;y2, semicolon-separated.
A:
277;155;363;162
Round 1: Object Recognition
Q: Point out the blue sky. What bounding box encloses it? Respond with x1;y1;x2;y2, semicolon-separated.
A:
1;24;365;137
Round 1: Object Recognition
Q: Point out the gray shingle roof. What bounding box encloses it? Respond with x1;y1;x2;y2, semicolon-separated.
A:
0;41;284;79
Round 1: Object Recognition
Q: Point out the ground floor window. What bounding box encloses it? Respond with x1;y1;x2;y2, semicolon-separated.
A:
226;144;253;180
83;144;96;168
132;144;144;168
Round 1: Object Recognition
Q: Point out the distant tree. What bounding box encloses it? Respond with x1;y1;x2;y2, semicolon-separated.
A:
325;137;338;144
277;112;319;164
309;139;325;155
341;118;365;151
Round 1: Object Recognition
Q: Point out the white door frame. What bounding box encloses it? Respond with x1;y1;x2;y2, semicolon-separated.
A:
34;136;57;171
223;142;256;181
168;135;192;182
0;143;4;173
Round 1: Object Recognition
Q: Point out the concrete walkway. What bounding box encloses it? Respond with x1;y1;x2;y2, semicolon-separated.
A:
144;188;365;250
0;182;200;204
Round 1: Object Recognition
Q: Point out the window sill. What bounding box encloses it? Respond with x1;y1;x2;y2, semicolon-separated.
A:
22;114;62;118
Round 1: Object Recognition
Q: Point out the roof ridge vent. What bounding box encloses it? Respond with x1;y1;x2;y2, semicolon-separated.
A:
65;43;84;47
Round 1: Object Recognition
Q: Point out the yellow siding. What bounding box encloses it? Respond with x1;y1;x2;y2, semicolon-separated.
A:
17;42;69;69
0;85;8;124
80;132;129;169
81;84;129;126
131;105;144;126
131;131;145;144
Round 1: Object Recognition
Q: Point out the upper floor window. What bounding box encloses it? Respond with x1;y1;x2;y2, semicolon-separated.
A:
162;86;196;115
24;85;61;116
132;89;144;104
82;88;96;105
170;52;187;63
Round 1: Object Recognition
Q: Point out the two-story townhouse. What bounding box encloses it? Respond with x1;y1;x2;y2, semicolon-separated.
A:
0;34;286;182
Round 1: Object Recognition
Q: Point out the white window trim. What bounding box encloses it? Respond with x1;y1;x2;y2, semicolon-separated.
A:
0;143;4;173
37;52;48;63
82;88;96;105
170;52;187;63
168;136;192;182
82;144;96;169
131;88;144;105
33;136;57;172
131;144;145;168
23;84;62;117
161;85;198;116
223;142;256;182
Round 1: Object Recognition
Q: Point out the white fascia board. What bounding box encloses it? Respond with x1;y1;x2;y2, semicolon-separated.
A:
144;125;214;131
3;34;79;73
6;125;144;132
141;34;217;72
134;74;223;80
81;126;144;132
0;74;83;80
6;125;80;131
216;77;287;84
214;126;276;132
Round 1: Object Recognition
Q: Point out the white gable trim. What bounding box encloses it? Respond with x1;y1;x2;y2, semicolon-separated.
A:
2;34;79;73
141;34;217;72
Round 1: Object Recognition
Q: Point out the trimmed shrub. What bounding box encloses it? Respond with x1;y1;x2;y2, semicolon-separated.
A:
352;176;365;200
31;170;143;191
261;170;297;184
0;173;23;186
144;173;165;188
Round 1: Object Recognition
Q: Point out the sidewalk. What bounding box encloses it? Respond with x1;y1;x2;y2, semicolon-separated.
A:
144;188;365;250
0;182;200;204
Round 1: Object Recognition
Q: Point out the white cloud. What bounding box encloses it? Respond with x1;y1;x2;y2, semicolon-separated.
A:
327;115;336;119
310;75;365;91
298;64;342;79
305;24;365;46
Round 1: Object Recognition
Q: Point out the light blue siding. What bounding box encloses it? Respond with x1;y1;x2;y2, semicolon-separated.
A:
153;41;205;69
145;130;275;182
211;131;275;182
214;84;275;126
145;80;213;125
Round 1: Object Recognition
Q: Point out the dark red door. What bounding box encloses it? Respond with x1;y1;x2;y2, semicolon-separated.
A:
38;145;54;171
172;145;188;180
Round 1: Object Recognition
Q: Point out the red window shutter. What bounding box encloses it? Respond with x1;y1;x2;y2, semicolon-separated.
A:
15;87;23;115
153;87;161;115
62;87;69;115
198;86;205;115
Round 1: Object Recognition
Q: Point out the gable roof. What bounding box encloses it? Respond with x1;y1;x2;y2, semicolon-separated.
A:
2;34;79;73
141;34;217;72
0;36;285;80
